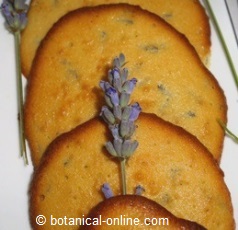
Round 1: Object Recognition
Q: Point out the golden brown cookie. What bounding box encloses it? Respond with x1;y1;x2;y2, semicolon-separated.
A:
30;113;234;230
83;195;206;229
21;0;210;77
24;4;226;166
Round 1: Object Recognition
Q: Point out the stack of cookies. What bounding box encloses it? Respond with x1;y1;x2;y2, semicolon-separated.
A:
22;1;235;229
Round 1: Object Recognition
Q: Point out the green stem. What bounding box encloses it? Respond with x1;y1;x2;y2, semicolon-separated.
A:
218;120;238;143
14;31;28;165
120;158;127;195
203;0;238;88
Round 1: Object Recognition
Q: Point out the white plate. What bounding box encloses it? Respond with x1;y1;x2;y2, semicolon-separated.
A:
0;0;237;229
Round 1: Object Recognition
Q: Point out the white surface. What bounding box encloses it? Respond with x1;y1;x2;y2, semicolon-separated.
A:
0;0;238;229
225;0;238;44
207;0;238;227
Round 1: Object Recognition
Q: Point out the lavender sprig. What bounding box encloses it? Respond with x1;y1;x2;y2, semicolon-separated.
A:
1;0;28;165
100;53;141;195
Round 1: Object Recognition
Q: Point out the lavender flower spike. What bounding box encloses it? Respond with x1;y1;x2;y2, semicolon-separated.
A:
100;54;141;195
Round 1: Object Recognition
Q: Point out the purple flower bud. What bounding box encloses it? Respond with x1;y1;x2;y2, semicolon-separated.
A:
108;68;122;92
129;103;142;122
109;125;120;140
99;80;110;92
135;185;145;195
105;142;117;157
120;120;135;138
121;103;141;122
1;0;28;32
99;81;117;108
122;78;137;94
102;183;114;199
121;140;138;158
14;0;28;11
113;53;125;68
121;68;128;84
119;53;125;65
113;57;121;69
18;12;27;29
121;106;132;120
1;1;12;16
113;138;123;156
120;120;129;138
106;87;119;107
110;68;120;80
100;106;115;125
120;92;130;108
113;105;122;120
